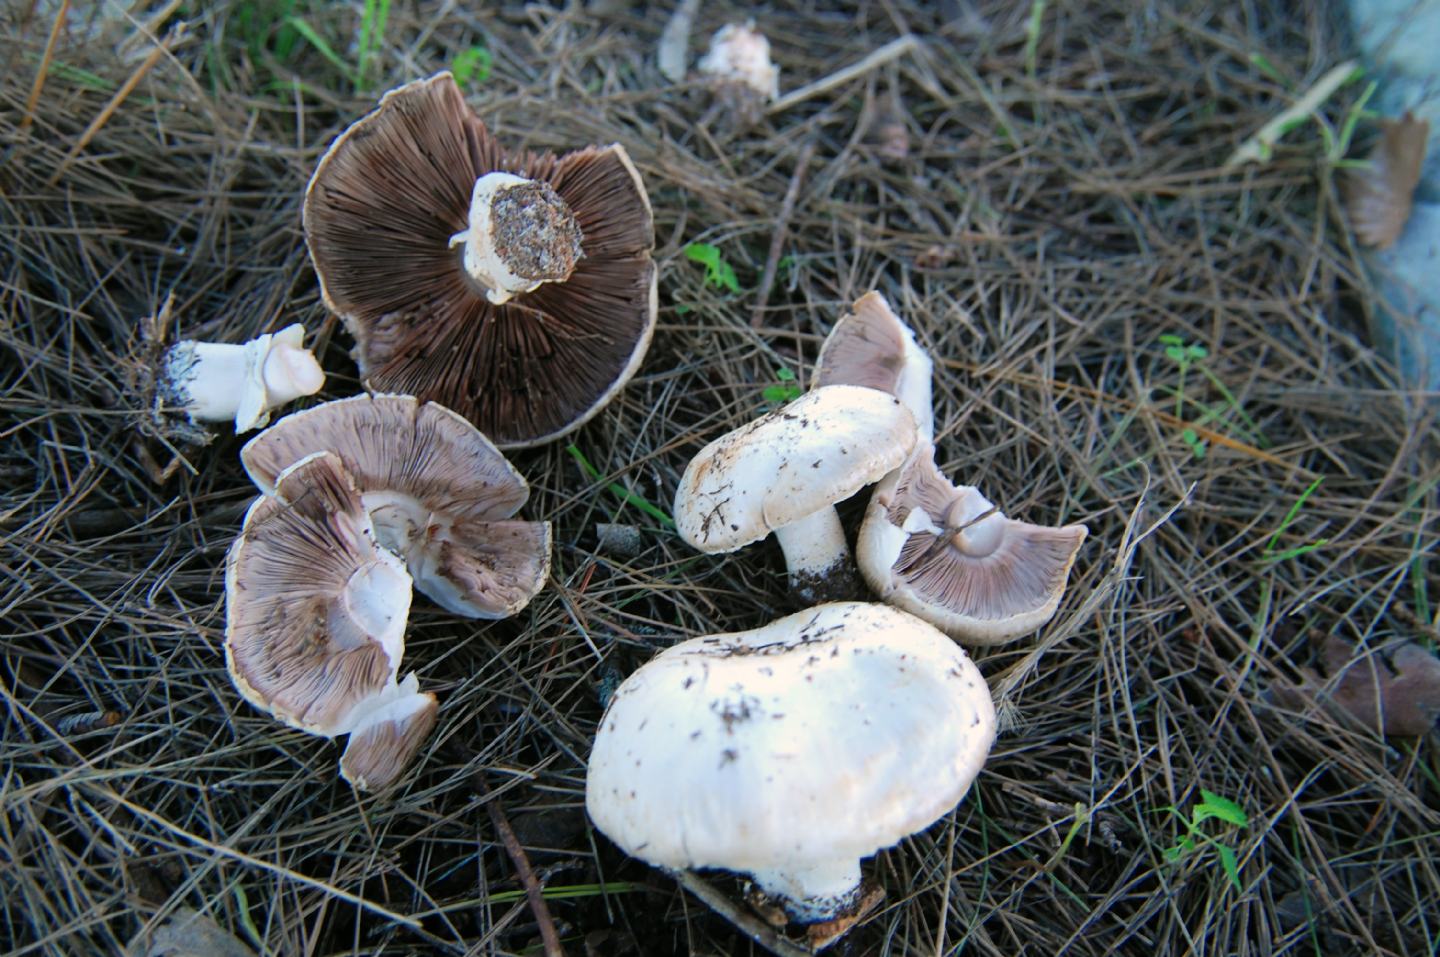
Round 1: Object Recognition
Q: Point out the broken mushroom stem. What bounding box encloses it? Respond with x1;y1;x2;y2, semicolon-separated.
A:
772;507;862;604
160;324;325;432
448;171;584;304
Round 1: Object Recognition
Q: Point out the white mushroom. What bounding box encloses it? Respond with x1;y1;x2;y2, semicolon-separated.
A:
586;601;996;925
673;384;917;604
697;21;780;103
159;323;325;432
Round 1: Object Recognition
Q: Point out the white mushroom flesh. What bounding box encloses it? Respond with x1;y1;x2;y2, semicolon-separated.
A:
697;22;780;100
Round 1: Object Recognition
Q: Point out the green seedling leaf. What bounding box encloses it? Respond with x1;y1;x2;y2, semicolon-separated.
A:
775;367;796;381
1263;476;1324;554
1249;52;1288;87
762;384;802;403
1195;790;1248;828
1181;428;1207;459
453;46;493;86
1215;844;1243;892
684;242;741;293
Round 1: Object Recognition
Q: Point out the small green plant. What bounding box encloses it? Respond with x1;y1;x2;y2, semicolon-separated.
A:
1158;335;1209;458
1161;789;1249;892
355;0;391;90
683;242;741;293
1156;334;1268;458
452;46;493;86
761;367;801;404
1261;476;1329;562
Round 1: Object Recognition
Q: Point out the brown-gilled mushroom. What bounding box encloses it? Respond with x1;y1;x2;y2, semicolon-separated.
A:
814;290;934;442
673;384;917;605
225;450;435;790
241;394;551;620
303;72;657;449
857;441;1088;644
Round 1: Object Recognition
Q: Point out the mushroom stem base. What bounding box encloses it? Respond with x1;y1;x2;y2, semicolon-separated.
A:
774;508;861;604
749;857;864;924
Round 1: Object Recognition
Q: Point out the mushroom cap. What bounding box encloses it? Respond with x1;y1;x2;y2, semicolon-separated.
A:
585;601;995;876
225;451;413;736
815;291;934;442
673;384;917;553
339;675;439;791
858;444;1088;644
303;71;657;449
241;394;551;619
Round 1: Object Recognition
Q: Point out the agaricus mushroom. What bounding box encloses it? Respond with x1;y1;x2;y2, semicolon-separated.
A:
857;442;1088;643
673;384;917;604
241;394;551;620
814;291;934;442
225;450;435;790
303;72;657;449
586;601;996;926
159;323;325;432
697;21;779;126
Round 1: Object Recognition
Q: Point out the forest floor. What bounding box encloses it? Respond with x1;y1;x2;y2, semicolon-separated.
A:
2;1;1436;955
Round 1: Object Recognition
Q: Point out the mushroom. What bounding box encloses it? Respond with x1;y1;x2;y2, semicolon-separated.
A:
585;601;996;927
225;450;434;790
857;442;1088;643
303;72;657;449
672;384;917;604
697;21;779;127
241;394;551;620
159;323;325;432
814;290;934;442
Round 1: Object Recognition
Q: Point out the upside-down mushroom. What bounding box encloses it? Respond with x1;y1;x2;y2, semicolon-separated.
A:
303;72;656;448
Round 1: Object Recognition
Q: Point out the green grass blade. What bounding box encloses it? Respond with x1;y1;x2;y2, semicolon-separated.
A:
567;445;675;528
284;16;355;85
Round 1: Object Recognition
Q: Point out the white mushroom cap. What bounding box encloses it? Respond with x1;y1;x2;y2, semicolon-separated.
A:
815;291;934;443
858;443;1088;644
585;601;995;923
673;384;916;603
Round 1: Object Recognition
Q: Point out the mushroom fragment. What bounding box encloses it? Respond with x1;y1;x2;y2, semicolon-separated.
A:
673;384;917;604
697;21;779;126
225;451;435;790
303;71;657;448
857;442;1088;644
159;324;325;432
241;394;551;619
815;291;934;442
586;601;996;927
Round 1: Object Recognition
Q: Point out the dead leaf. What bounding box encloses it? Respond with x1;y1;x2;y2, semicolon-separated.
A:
124;908;256;957
657;0;699;83
1344;112;1429;249
1271;634;1440;736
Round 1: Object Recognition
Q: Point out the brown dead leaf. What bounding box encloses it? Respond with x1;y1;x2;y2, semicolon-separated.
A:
1343;112;1429;249
1271;634;1440;736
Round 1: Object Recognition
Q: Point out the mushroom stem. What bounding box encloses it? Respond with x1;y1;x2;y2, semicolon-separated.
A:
160;325;325;432
773;508;861;604
448;171;583;305
750;857;864;924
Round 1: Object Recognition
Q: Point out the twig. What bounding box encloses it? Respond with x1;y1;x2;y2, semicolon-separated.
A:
478;777;567;957
767;34;918;115
750;139;816;327
671;869;813;957
46;22;188;188
1224;60;1359;167
20;0;68;136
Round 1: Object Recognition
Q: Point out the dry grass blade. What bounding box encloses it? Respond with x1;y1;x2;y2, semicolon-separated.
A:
1344;112;1430;249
